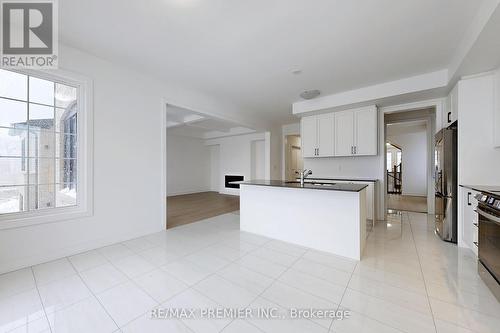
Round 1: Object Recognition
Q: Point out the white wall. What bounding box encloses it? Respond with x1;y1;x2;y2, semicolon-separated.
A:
0;44;255;274
209;145;220;192
205;132;270;195
251;140;266;179
387;129;428;196
166;134;211;196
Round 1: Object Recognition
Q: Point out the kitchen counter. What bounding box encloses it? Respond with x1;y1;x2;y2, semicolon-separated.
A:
460;184;500;196
307;177;378;183
235;180;368;192
239;180;367;260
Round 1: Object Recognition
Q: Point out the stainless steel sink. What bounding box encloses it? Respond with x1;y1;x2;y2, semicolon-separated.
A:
285;181;336;186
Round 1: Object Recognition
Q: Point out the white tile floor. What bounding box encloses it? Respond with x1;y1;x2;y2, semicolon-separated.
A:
0;211;499;333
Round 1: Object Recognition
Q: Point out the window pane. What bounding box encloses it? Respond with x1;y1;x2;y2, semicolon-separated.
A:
0;98;27;128
29;77;54;106
55;83;77;108
28;129;55;158
55;159;77;187
0;158;27;186
0;128;27;157
0;186;28;214
29;184;55;210
55;133;77;159
0;69;27;101
28;157;55;185
55;106;77;133
29;104;55;130
56;183;76;208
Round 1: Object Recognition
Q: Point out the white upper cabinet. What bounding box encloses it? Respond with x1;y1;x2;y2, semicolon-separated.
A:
301;116;318;158
444;83;458;127
354;107;378;156
301;114;335;158
317;113;335;156
301;105;378;158
495;69;500;148
334;110;355;156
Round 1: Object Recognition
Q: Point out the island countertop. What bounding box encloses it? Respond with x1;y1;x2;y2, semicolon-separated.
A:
235;180;368;192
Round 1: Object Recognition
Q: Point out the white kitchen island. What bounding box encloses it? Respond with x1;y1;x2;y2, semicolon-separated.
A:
239;180;368;260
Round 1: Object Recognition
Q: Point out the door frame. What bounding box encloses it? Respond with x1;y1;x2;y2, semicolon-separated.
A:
284;135;303;181
379;99;444;219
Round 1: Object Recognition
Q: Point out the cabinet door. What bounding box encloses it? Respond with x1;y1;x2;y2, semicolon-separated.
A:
461;188;479;254
445;84;458;125
301;116;317;158
334;111;354;156
317;113;335;157
494;69;500;147
354;107;378;156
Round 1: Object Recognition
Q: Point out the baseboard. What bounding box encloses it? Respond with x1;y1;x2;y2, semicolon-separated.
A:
0;227;162;275
401;193;427;197
167;188;213;196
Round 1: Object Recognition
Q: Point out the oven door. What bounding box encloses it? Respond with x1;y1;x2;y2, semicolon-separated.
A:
478;206;500;283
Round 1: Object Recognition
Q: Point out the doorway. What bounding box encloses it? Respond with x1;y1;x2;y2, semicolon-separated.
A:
165;104;243;229
384;109;435;214
284;135;303;181
386;142;402;194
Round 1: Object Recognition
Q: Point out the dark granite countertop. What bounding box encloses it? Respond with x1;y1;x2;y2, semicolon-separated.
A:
306;177;378;183
460;184;500;196
236;180;368;192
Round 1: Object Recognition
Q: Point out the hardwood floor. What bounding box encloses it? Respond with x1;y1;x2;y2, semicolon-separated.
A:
387;194;428;213
166;191;240;229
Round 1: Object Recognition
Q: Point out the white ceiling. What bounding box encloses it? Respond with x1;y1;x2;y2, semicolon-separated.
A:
387;120;427;137
60;0;484;126
166;104;255;139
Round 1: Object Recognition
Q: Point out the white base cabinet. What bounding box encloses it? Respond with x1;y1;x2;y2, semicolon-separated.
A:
460;187;479;256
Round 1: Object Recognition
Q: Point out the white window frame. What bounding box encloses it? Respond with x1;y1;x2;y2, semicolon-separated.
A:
0;68;93;230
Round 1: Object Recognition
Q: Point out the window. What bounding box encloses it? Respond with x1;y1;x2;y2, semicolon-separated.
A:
0;69;89;223
396;151;402;166
386;152;392;172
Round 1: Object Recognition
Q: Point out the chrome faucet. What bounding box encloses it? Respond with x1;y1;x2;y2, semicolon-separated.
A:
300;169;312;186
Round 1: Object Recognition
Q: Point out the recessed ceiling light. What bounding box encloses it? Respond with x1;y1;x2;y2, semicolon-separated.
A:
300;90;320;100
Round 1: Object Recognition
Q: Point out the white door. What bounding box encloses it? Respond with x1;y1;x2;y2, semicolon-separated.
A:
317;113;335;157
301;116;317;157
334;111;354;156
354;107;377;155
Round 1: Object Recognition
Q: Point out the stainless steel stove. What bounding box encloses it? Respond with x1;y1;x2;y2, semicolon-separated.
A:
475;190;500;300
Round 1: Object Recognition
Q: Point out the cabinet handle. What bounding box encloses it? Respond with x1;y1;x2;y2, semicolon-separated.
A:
467;192;472;206
447;112;451;123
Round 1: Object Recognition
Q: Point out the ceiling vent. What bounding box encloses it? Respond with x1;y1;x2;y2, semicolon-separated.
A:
300;90;320;100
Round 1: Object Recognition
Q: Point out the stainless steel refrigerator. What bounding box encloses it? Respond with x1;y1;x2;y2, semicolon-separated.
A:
435;123;458;243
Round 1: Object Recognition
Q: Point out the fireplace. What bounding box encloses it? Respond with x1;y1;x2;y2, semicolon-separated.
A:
225;175;244;189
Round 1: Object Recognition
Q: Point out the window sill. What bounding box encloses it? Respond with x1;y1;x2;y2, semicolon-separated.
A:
0;206;93;230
